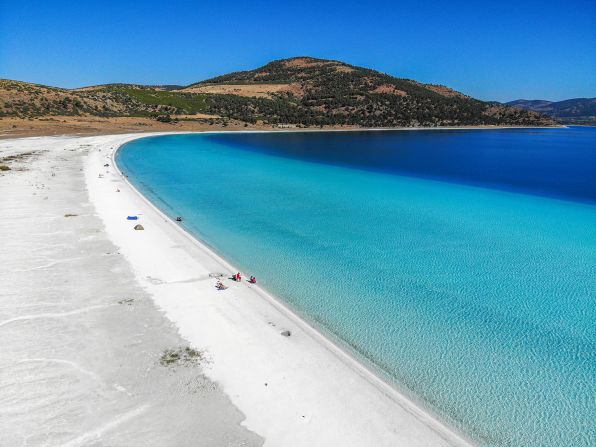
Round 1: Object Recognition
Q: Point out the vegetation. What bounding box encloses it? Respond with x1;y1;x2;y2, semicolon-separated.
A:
0;81;206;118
160;346;204;367
0;57;555;127
0;151;39;164
195;57;554;127
118;87;208;114
155;114;175;123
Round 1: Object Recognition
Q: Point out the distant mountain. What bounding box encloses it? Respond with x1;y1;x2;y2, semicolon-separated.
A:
506;98;596;125
0;57;555;128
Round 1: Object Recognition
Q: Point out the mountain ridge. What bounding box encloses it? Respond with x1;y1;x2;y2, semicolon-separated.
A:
506;97;595;125
1;57;556;128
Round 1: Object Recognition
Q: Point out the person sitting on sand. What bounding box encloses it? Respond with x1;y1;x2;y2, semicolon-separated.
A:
216;281;227;290
235;272;242;282
249;276;257;284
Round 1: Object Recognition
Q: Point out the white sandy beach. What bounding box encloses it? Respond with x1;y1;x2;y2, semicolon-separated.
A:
1;133;476;446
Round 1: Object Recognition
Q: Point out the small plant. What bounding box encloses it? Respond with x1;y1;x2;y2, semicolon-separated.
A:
160;346;204;367
155;114;172;123
0;165;10;171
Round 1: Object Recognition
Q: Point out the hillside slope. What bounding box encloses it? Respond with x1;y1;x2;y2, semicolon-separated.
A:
1;57;555;128
506;98;595;125
187;57;553;127
0;80;210;118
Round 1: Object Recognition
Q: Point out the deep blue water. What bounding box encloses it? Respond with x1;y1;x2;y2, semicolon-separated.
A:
118;127;596;447
205;127;596;204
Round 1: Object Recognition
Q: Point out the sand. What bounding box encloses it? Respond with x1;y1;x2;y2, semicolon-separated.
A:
1;132;476;446
0;136;262;446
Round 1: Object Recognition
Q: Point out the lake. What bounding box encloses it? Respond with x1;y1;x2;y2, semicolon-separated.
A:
118;127;596;447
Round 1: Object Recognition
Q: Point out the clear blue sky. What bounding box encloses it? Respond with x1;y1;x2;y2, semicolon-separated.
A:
1;0;594;101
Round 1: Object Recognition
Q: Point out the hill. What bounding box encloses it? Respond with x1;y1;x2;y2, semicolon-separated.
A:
506;98;595;125
1;57;556;128
0;80;210;118
186;57;554;127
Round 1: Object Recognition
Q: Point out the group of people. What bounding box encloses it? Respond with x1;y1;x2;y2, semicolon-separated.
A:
216;272;257;290
232;272;257;283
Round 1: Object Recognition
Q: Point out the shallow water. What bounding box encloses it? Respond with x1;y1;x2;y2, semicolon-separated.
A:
118;128;596;447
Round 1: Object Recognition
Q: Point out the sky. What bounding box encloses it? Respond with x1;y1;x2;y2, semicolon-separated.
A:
0;0;594;102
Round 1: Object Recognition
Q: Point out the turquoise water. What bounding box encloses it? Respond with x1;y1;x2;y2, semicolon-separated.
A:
118;129;596;446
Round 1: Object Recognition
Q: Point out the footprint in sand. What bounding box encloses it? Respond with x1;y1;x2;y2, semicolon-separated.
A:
146;276;165;285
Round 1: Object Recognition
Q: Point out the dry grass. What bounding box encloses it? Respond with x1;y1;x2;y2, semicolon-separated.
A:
372;84;408;96
174;113;221;119
181;83;303;98
0;116;269;139
420;84;468;99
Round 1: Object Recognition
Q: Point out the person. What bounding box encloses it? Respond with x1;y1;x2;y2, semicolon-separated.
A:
249;276;257;284
235;272;241;282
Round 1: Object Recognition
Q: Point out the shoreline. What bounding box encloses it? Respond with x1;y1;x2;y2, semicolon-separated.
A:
1;131;484;445
113;134;458;431
3;128;592;445
0;117;566;139
108;131;476;446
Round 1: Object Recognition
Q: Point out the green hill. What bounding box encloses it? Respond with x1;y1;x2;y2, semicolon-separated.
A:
188;57;554;127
